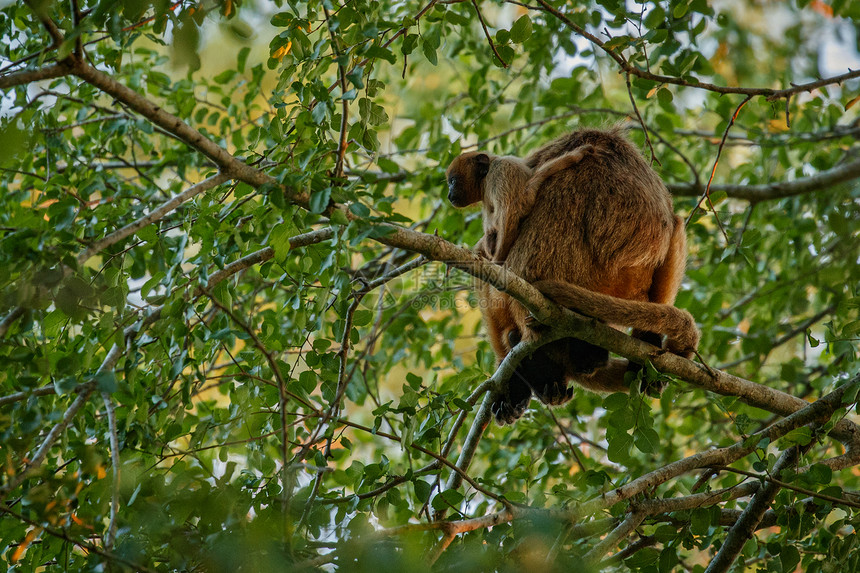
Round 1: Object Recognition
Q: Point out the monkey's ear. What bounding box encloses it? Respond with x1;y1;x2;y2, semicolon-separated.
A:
475;153;491;178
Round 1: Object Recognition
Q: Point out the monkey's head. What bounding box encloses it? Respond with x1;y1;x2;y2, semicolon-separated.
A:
445;151;495;207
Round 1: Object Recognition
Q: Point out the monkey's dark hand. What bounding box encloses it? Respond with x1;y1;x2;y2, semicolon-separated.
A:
531;379;574;406
490;379;531;425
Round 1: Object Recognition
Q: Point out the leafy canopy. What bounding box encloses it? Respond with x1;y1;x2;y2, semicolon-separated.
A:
0;0;859;572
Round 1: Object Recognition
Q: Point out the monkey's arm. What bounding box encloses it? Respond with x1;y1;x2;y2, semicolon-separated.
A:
474;236;493;260
527;144;595;191
494;206;532;263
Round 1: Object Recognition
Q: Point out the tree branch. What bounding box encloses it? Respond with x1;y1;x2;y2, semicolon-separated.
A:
669;156;860;201
532;377;856;524
0;63;70;90
582;508;647;565
68;60;271;187
530;0;860;99
704;446;802;573
471;0;508;68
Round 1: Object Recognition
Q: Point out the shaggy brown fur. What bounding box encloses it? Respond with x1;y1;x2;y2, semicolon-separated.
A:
446;127;699;423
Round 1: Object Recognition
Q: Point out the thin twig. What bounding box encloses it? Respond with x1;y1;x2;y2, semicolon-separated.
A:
471;0;508;67
545;406;586;472
686;95;752;241
530;0;860;99
102;392;120;550
710;464;860;510
625;72;660;166
323;6;350;178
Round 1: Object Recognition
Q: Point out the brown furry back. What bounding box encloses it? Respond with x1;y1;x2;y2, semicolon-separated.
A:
507;127;675;300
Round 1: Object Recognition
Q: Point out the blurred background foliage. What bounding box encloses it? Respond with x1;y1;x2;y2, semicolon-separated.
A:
0;0;859;571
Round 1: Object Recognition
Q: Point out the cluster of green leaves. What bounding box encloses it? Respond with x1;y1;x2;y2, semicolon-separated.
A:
1;0;859;571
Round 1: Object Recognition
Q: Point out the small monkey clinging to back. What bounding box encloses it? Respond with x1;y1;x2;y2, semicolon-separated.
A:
450;145;595;262
447;127;699;423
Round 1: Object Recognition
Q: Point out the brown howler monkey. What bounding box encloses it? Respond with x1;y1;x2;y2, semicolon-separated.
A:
447;127;698;423
447;145;595;262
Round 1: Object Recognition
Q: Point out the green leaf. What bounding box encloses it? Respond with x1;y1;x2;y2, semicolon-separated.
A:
413;479;432;502
634;427;660;454
422;38;438;65
452;398;472;411
431;489;464;511
780;545;800;572
690;507;711;535
311;101;329;124
352;310;372;327
658;547;678;572
349;202;371;218
510;16;533;43
269;222;294;263
310;188;332;214
603;392;628;410
606;431;632;463
363;45;397;64
53;376;79;396
782;427;813;446
806;463;832;485
93;371;118;394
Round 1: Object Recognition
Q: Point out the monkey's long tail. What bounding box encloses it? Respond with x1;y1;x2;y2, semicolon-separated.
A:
532;279;700;355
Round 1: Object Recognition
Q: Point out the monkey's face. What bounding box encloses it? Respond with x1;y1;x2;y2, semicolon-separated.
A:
445;151;493;207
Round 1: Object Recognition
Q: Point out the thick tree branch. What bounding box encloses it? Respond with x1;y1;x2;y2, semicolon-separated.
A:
0;63;70;89
565;380;854;523
68;60;272;188
25;0;65;45
669;155;860;201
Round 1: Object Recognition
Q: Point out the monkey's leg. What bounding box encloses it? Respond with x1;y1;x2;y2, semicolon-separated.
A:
479;288;534;424
628;215;691;393
517;305;608;406
648;215;687;307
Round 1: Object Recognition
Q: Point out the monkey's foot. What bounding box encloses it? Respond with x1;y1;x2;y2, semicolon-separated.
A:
490;380;531;425
531;379;574;406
